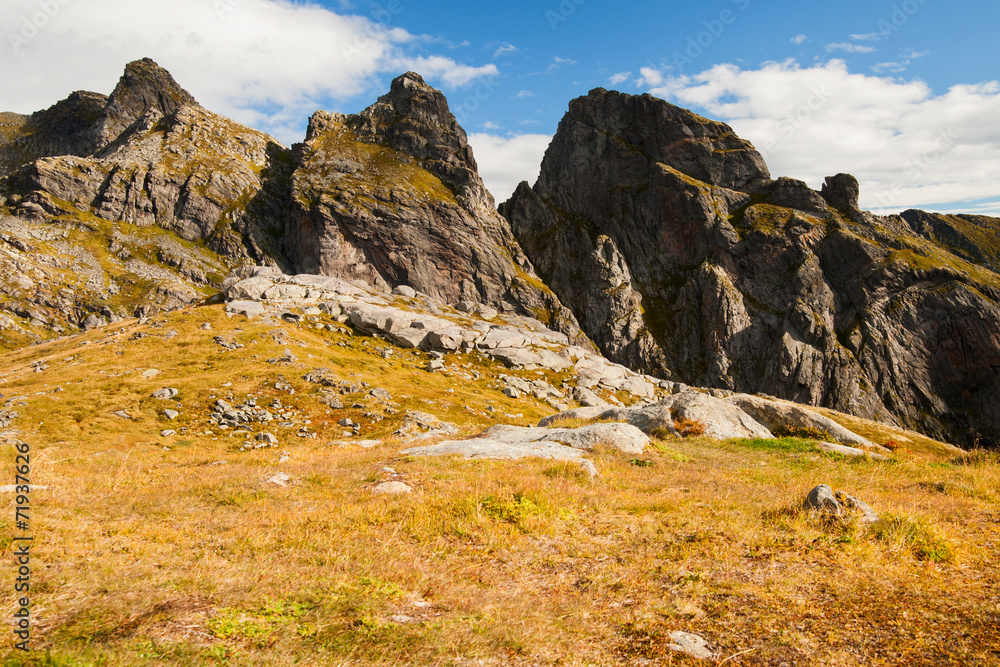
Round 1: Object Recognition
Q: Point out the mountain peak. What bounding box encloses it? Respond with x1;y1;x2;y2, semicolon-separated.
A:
560;87;771;192
96;57;198;148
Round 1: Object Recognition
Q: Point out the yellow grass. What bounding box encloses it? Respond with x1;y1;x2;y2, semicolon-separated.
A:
0;305;997;665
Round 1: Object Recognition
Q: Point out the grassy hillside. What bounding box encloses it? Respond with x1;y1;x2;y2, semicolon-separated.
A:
1;304;997;666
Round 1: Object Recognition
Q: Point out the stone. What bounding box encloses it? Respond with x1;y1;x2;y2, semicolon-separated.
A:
160;429;176;437
392;285;417;298
266;473;292;487
483;423;649;455
803;484;841;514
389;328;429;349
666;631;715;661
256;433;279;445
142;369;160;378
503;387;521;399
816;441;888;460
427;360;445;372
726;394;885;451
152;388;178;400
403;439;596;480
226;300;266;318
163;409;179;420
572;387;608;408
803;484;879;523
373;481;412;495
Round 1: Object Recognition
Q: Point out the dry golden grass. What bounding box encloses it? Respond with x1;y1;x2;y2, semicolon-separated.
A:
0;305;997;666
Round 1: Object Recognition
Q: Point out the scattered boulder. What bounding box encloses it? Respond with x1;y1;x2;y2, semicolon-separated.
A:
816;441;888;460
666;631;715;661
265;473;292;487
373;481;412;495
392;285;417;298
152;388;178;400
163;409;179;420
482;423;648;455
726;394;884;451
803;484;879;523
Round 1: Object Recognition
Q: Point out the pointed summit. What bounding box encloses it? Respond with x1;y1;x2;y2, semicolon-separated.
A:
353;72;489;208
96;58;198;148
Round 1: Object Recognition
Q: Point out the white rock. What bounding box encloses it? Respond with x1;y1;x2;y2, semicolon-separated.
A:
392;285;417;298
373;481;412;494
666;631;714;660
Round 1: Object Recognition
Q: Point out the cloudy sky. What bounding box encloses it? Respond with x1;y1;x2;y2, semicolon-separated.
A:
3;0;998;214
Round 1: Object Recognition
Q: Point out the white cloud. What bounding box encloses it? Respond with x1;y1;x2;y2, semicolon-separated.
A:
516;90;536;99
641;60;1000;213
492;43;517;58
609;72;631;85
0;0;499;145
467;133;552;204
791;34;809;45
850;33;882;41
546;56;578;73
872;62;907;74
827;42;877;54
482;121;502;130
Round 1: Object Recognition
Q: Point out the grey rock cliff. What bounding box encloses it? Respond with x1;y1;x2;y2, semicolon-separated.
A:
502;87;1000;447
283;72;582;340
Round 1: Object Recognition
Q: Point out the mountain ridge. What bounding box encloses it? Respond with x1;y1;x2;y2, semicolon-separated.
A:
1;59;998;448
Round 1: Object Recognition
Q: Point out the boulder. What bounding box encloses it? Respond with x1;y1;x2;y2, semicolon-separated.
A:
726;394;884;451
483;423;648;455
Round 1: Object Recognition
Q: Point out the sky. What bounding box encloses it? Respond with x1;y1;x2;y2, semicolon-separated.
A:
2;0;999;215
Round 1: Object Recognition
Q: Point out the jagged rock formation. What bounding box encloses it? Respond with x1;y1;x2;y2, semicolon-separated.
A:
0;59;291;344
502;88;1000;447
283;72;580;338
0;62;582;349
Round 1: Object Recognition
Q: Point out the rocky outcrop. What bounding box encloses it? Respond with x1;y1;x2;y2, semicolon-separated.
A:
220;267;661;403
283;72;581;340
502;88;1000;448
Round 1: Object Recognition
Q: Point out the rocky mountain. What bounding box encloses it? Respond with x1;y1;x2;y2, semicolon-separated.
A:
0;60;580;350
501;88;1000;448
282;72;578;335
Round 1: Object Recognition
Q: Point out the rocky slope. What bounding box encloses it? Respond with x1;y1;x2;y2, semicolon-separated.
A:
283;72;580;338
0;60;580;350
501;88;1000;447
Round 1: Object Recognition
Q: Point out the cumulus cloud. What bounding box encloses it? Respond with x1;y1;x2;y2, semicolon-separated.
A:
791;34;809;45
641;60;1000;214
1;0;499;145
467;133;552;204
609;72;632;85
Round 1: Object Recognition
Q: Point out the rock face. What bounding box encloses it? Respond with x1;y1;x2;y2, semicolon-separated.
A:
0;62;581;349
502;87;1000;448
0;59;291;344
283;72;580;339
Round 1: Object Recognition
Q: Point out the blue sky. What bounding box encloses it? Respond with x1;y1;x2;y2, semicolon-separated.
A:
2;0;998;214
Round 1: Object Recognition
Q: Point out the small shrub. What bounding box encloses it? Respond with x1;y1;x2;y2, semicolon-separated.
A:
479;493;540;526
870;515;956;563
772;425;832;440
673;417;706;438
